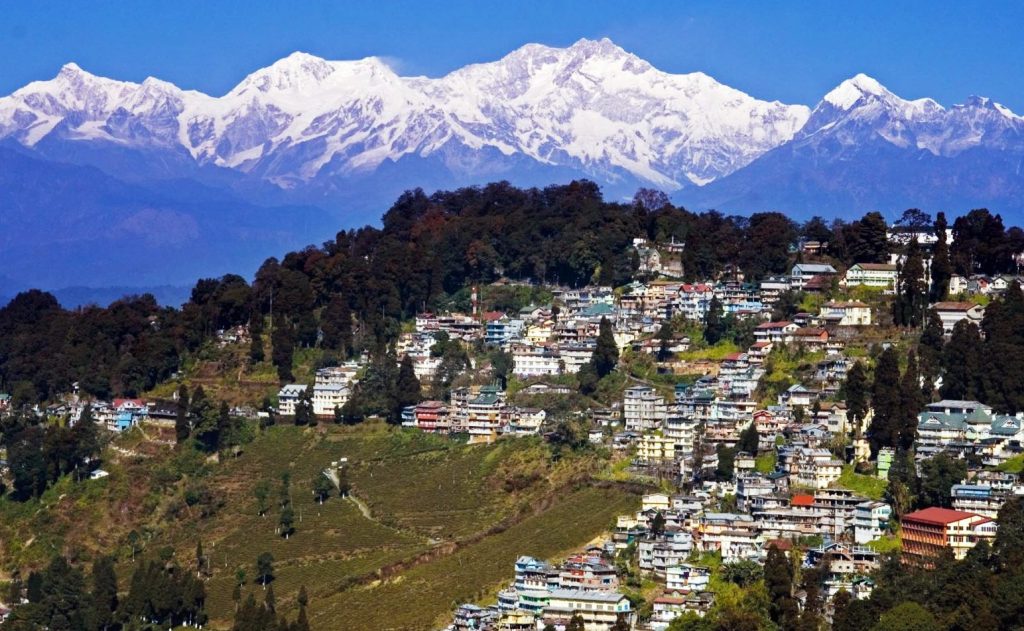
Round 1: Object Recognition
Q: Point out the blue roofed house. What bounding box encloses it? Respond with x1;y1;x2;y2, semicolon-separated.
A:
789;263;837;291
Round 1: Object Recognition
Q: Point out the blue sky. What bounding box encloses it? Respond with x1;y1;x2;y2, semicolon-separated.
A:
4;1;1024;110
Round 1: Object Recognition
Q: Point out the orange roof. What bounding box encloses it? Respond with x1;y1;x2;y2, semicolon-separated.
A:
903;507;981;525
932;302;976;311
791;494;815;507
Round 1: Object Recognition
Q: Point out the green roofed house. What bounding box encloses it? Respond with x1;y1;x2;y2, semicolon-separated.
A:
580;302;615;319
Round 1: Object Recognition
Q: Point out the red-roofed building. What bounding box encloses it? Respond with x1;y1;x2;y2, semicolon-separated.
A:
901;507;997;565
791;494;815;508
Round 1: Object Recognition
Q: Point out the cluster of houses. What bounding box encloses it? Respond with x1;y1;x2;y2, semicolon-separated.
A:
398;384;547;442
277;363;361;417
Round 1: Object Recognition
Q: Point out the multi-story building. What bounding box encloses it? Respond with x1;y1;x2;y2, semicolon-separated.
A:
623;386;667;432
541;590;632;630
511;344;561;377
312;383;349;416
844;263;898;291
276;384;308;416
854;500;893;544
413;400;450;433
901;507;997;565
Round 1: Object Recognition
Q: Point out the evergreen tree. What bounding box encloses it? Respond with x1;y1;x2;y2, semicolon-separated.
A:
337;467;350;498
941;320;982;400
918;309;944;398
704;296;725;345
249;314;266;364
737;421;759;454
313;473;333;504
650;511;666;538
656;322;674;362
979;283;1024;412
293;388;314;426
994;496;1024;571
271;323;295;383
591;317;619;378
174;384;191;444
279;506;295;539
90;556;118;631
845;361;870;439
898;352;923;451
919;453;967;509
298;585;308;609
885;448;919;519
256;552;275;587
320;295;353;357
931;212;952;301
868;347;902;454
254;479;271;517
764;544;798;629
393;355;422;423
894;239;927;327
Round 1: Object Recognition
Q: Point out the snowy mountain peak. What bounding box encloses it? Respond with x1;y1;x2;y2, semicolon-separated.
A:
823;73;892;110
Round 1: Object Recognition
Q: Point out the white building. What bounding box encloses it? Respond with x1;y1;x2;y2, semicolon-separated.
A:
512;345;562;377
277;384;308;416
312;383;349;416
853;501;892;544
790;263;837;291
844;263;898;291
624;386;667;432
932;301;985;335
819;301;872;326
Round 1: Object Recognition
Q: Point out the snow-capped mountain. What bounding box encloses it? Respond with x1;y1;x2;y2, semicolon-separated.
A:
684;73;1024;217
0;38;809;193
4;39;1024;291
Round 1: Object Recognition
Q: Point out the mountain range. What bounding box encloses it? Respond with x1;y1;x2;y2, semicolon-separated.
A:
2;37;1023;295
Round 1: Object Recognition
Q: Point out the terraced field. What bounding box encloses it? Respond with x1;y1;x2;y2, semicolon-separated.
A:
0;421;640;630
309;485;639;630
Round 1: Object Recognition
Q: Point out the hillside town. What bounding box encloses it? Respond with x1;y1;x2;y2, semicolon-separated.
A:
4;204;1024;631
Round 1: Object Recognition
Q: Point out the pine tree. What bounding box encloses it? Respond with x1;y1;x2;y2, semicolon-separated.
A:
271;323;295;383
337;467;350;498
393;355;421;423
994;496;1024;571
313;473;333;504
320;295;353;357
868;347;902;454
979;283;1024;413
941;320;982;400
885;448;919;519
256;552;274;587
591;317;619;378
898;352;924;450
931;211;952;301
894;239;927;327
737;421;759;454
656;322;674;362
249;314;266;364
918;309;944;398
845;361;870;439
254;480;271;517
279;506;295;539
704;296;725;345
90;556;118;631
764;544;798;628
293;388;313;426
175;384;191;444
